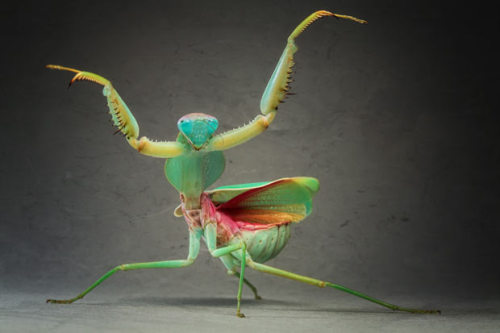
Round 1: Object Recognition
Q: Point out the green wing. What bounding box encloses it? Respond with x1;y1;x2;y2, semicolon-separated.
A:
207;177;319;224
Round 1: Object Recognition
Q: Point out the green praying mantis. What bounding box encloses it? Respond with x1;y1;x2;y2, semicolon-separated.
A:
46;10;440;317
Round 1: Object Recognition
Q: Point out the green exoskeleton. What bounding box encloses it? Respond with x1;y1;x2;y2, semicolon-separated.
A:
46;10;439;317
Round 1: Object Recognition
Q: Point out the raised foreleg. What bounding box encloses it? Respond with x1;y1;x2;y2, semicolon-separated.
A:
46;65;185;158
208;10;366;151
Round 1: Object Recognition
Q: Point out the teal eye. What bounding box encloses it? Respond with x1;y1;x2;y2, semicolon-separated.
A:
206;118;219;134
178;118;194;135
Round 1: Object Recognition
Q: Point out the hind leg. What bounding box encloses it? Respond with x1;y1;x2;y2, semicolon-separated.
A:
47;228;202;304
246;258;440;314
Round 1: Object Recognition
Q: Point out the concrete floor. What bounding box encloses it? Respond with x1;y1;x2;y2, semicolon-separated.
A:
1;291;498;332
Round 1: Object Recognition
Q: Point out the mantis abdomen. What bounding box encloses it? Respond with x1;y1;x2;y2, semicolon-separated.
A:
239;224;292;263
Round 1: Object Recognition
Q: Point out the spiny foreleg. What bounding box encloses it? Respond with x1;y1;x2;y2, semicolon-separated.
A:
46;65;185;158
209;10;366;151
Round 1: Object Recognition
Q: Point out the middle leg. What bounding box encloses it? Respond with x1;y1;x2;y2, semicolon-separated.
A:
204;223;248;317
219;255;262;300
231;271;262;300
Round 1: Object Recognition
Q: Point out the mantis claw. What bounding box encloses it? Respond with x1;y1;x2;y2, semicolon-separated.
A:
46;64;139;139
260;10;366;116
47;65;111;87
47;64;186;158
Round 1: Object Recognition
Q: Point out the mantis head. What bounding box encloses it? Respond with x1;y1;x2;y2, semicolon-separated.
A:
177;113;219;149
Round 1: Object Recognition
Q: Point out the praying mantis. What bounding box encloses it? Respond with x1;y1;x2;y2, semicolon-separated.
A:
46;10;440;317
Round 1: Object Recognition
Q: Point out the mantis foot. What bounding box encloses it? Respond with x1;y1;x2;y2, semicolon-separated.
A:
46;298;75;304
236;311;246;318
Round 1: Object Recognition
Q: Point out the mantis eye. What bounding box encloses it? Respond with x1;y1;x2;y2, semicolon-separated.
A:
206;117;219;132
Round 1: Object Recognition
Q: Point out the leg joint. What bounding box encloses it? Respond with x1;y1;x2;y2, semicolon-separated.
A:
184;257;196;265
211;242;245;258
257;115;270;129
245;257;256;268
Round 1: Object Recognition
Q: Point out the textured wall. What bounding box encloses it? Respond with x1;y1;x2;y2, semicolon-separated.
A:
1;0;499;305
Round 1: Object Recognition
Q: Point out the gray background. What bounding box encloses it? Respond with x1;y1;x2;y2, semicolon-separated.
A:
1;0;499;331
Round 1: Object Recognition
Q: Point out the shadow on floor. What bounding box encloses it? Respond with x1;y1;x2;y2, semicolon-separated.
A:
91;295;426;315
